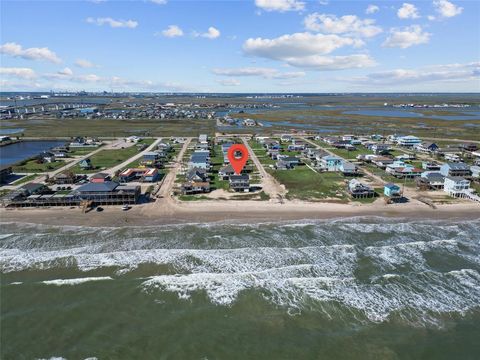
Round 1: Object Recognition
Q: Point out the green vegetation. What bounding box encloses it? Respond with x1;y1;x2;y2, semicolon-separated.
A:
70;146;141;173
270;167;347;201
178;195;213;201
328;147;372;159
12;160;67;173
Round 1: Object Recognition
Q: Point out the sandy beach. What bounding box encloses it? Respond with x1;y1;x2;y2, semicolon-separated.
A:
1;196;479;227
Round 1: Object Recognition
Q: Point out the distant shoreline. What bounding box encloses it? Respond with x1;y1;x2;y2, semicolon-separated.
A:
1;198;479;228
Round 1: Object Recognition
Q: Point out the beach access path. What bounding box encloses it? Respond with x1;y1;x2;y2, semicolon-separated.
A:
242;137;286;201
157;137;192;198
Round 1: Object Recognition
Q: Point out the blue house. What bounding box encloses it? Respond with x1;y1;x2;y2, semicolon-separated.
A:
143;151;160;162
319;155;343;171
384;183;401;197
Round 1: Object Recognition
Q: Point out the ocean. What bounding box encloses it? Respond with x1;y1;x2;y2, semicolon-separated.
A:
1;217;479;359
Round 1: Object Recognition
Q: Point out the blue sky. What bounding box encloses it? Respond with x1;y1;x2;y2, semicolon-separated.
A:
1;0;479;92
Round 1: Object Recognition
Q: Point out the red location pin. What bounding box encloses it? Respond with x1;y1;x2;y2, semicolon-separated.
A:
227;144;249;175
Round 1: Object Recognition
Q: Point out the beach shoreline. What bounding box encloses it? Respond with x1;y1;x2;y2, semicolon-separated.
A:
1;197;479;227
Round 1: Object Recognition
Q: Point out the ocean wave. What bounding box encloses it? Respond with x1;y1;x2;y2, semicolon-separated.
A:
42;277;113;286
142;268;480;325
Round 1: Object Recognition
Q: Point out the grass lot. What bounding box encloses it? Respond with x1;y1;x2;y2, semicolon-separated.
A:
68;147;101;156
328;147;372;159
70;146;141;174
12;160;68;173
210;145;230;191
270;167;348;201
248;140;276;166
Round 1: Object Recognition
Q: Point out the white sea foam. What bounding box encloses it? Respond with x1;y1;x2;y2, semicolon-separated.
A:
42;277;113;286
142;268;480;324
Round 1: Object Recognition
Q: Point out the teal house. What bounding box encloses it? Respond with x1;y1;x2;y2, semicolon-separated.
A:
384;183;401;197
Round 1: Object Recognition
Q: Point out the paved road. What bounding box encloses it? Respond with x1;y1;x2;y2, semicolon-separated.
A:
242;137;286;200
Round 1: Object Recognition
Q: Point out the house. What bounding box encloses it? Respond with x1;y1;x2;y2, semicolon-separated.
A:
78;158;92;170
384;183;402;198
348;179;375;198
181;181;210;195
53;172;77;185
143;151;160;162
126;136;141;143
20;182;49;196
414;142;439;153
371;156;394;169
39;151;56;163
198;134;208;144
445;153;461;162
386;161;422;178
243;118;256;126
74;181;140;204
188;151;210;170
318;155;343;171
416;172;445;190
340;161;357;176
287;143;306;151
397;135;421;147
195;142;209;151
119;168;159;183
186;168;209;182
395;153;416;161
229;174;250;192
440;162;471;177
470;165;480;179
280;134;292;142
276;156;300;170
460;143;478;152
422;161;441;171
219;164;236;180
370;144;390;155
444;177;470;196
90;172;110;183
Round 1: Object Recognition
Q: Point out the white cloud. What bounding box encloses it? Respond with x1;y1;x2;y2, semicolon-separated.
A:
433;0;463;18
244;32;363;59
150;0;167;4
86;17;138;28
0;67;36;79
344;62;480;85
383;25;431;49
255;0;305;12
58;67;73;76
75;59;97;68
397;3;420;19
0;42;61;63
282;54;376;70
366;4;379;14
159;25;184;38
195;26;221;39
304;13;382;38
243;32;373;70
212;67;305;79
217;79;241;86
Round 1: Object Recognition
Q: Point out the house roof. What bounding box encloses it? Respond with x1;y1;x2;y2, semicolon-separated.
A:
91;172;109;179
21;182;45;193
75;181;119;193
445;176;468;182
229;174;249;181
444;162;469;170
385;183;400;189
